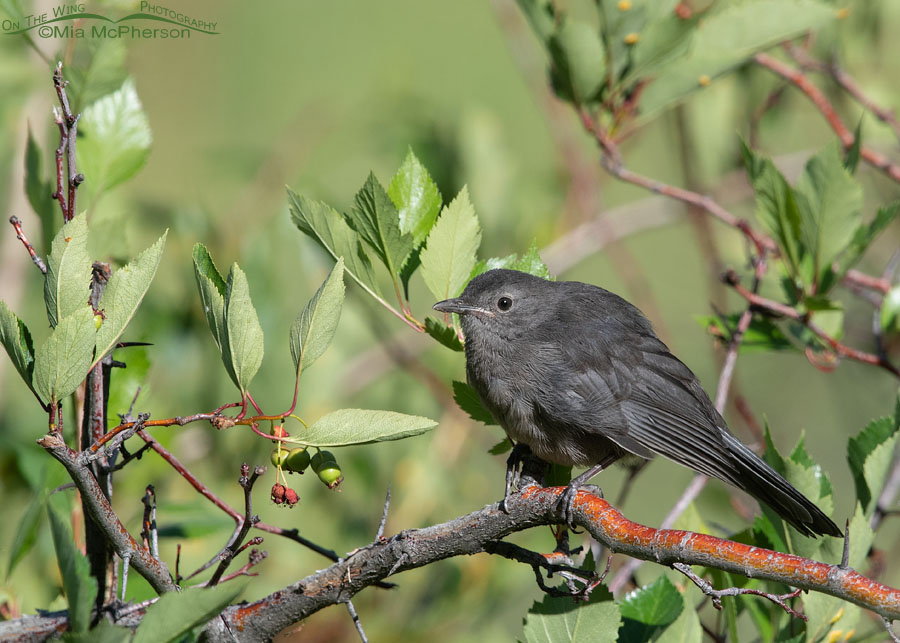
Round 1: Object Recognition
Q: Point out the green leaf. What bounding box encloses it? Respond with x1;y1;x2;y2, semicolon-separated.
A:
515;0;555;42
290;258;345;375
794;141;863;287
287;189;381;295
837;201;900;276
0;300;36;395
548;18;606;104
847;414;899;516
388;148;442;246
61;619;132;643
696;313;796;354
33;307;97;405
803;504;869;642
350;173;414;281
424;317;464;352
224;265;264;393
192;244;235;385
24;125;56;252
627;11;697;83
452;381;496;425
420;186;481;300
92;230;167;369
7;466;48;578
472;240;551;280
881;286;900;336
639;0;835;118
488;438;512;455
77;79;152;198
132;582;246;643
655;600;702;643
740;142;806;283
844;120;862;174
292;409;437;447
619;576;683;642
64;38;129;110
523;585;621;643
44;212;93;329
48;497;98;633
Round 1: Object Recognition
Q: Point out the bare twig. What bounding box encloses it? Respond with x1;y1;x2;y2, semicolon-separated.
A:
345;600;369;643
376;486;391;541
8;216;47;273
140;485;159;560
209;464;263;587
672;562;806;620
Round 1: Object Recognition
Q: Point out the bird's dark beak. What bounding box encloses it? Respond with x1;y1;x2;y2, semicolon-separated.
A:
433;298;489;316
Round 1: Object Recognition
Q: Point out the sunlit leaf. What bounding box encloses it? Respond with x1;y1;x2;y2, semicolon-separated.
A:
350;172;414;281
290;258;344;374
92;230;167;368
523;584;620;643
292;409;437;447
44;212;93;329
0;301;36;396
33;307;97;405
389;148;442;246
224;264;264;393
420;186;481;300
132;582;246;643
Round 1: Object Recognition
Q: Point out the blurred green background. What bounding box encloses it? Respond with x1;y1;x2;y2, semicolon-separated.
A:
1;0;899;640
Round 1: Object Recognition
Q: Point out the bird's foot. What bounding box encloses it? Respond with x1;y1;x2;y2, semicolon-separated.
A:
500;442;532;513
558;483;604;532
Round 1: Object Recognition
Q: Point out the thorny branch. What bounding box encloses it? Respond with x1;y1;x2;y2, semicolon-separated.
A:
51;62;83;222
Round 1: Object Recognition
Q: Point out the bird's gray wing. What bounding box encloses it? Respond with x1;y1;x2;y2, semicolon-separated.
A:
564;329;745;486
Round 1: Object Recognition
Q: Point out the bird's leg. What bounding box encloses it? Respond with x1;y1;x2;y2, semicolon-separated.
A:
559;455;620;530
500;442;532;513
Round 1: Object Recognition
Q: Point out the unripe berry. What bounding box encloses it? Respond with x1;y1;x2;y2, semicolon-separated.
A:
317;464;344;489
270;449;289;468
311;450;337;471
284;447;311;473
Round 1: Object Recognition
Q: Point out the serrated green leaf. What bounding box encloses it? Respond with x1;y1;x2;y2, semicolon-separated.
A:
192;244;235;385
0;300;36;395
523;586;621;643
77;79;152;199
697;313;796;354
33;307;97;405
389;148;442;246
290;258;344;375
837;201;900;277
350;173;414;282
627;11;697;83
472;241;551;280
549;18;606;104
740;142;806;283
639;0;835;118
48;497;97;633
620;576;683;641
795;141;863;287
424;317;464;352
421;186;481;300
44;212;93;329
452;380;496;425
287;189;381;295
132;582;246;643
292;409;437;447
224;265;264;393
847;416;899;515
24;125;56;252
92;231;167;369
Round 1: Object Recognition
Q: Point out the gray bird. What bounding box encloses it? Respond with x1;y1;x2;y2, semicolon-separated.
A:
433;268;841;538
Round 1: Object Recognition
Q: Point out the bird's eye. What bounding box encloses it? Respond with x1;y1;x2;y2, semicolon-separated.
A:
497;296;513;312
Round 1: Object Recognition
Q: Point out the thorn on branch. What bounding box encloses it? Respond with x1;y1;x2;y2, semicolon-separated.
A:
672;562;807;621
375;485;391;541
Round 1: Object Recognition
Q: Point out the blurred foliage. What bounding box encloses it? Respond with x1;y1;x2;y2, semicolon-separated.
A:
1;0;900;641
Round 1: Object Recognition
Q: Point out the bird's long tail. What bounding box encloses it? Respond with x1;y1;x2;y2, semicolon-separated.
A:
722;433;843;538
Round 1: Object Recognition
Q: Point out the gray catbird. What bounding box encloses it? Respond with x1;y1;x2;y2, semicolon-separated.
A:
434;268;841;537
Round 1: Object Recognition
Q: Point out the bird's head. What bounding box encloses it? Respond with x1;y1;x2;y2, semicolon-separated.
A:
432;269;554;341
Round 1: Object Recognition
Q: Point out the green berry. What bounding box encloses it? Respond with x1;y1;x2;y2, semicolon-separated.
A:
284;447;311;473
317;464;343;489
270;449;288;468
311;450;337;471
881;286;900;335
